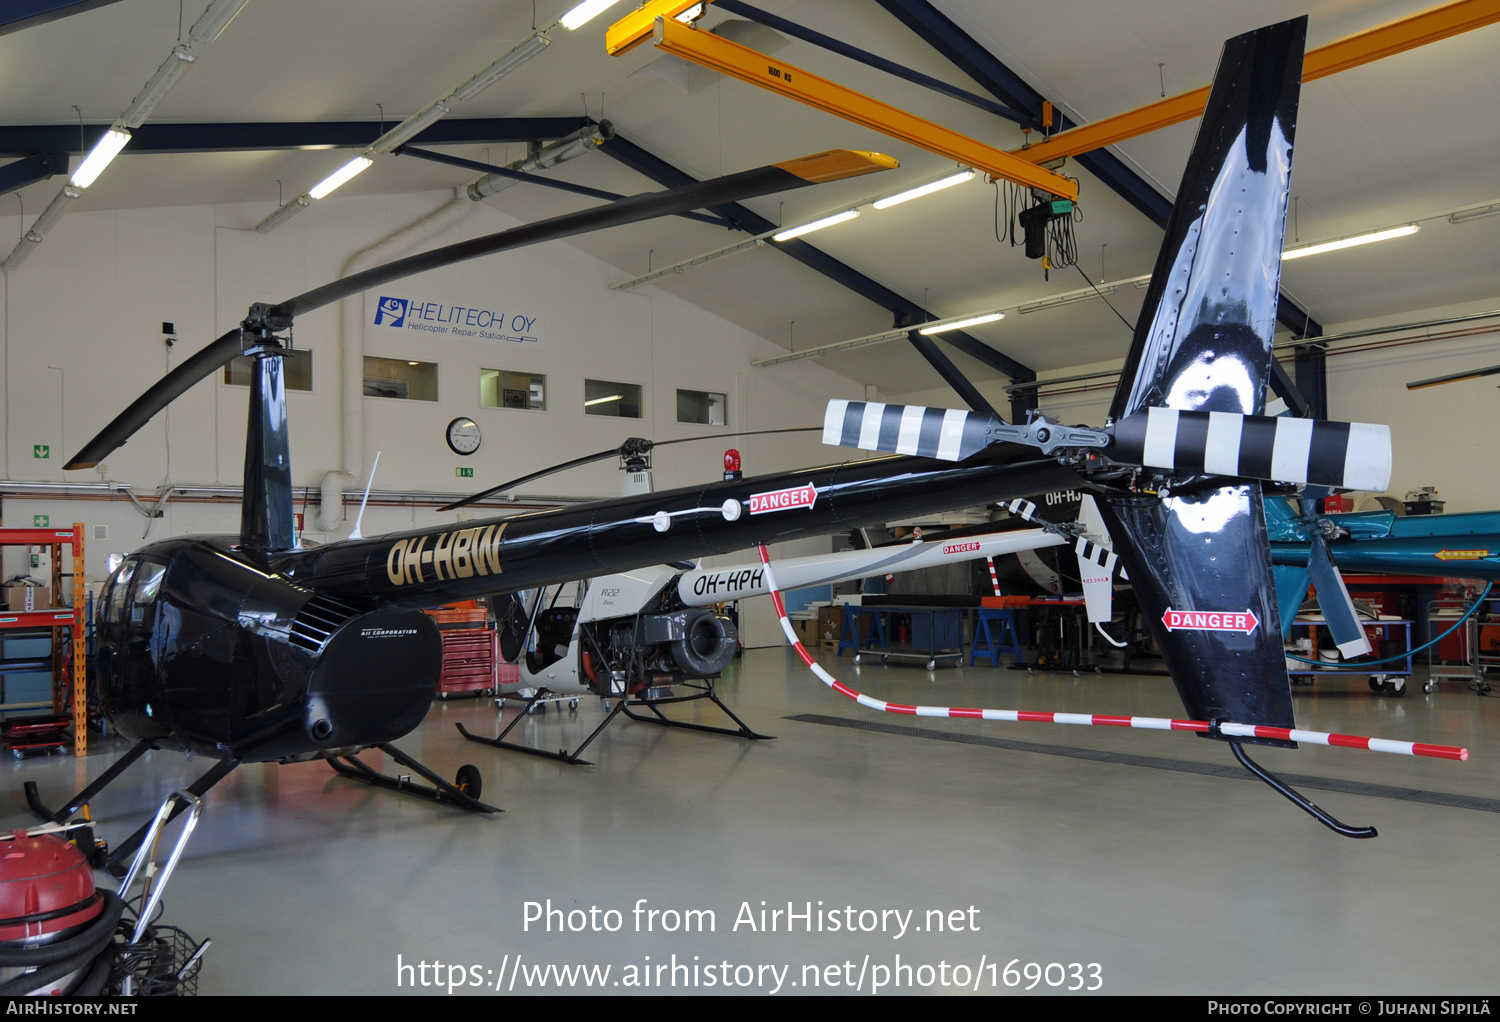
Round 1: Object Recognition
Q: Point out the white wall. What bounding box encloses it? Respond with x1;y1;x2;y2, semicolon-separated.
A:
0;189;866;585
1322;296;1500;513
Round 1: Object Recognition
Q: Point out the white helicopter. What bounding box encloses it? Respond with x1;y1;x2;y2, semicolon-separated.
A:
446;441;1123;765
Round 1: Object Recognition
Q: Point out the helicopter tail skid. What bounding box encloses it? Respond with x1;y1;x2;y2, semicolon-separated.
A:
326;744;500;814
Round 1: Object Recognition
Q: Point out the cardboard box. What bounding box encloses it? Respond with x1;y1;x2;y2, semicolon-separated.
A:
3;584;50;611
818;606;872;648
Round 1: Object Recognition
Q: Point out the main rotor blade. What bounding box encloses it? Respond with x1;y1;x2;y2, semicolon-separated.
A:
438;426;823;513
438;448;623;512
65;329;245;469
271;149;898;323
1306;530;1372;658
1406;364;1500;390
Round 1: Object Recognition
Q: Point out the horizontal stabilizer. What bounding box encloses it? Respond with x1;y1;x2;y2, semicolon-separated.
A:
823;399;998;461
1110;408;1391;491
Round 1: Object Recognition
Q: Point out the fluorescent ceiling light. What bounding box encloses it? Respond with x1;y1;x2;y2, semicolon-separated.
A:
254;195;309;234
189;0;249;43
560;0;621;30
70;128;131;188
452;33;551;101
309;156;373;199
872;169;974;209
1281;224;1418;261
28;187;81;237
1017;287;1116;314
119;47;197;129
370;101;451;154
1449;202;1500;225
773;209;859;242
585;394;623;406
918;312;1003;335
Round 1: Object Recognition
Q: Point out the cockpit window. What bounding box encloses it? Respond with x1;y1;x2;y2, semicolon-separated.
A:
127;561;168;632
104;560;137;623
131;561;167;607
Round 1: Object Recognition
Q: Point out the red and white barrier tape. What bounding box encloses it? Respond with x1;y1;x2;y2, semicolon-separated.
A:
985;556;1001;597
756;545;1467;762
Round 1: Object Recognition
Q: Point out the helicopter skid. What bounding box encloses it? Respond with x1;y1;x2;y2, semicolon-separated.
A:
327;743;500;814
457;679;772;768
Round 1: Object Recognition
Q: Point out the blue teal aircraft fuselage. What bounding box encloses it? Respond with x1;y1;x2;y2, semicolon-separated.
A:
1267;504;1500;630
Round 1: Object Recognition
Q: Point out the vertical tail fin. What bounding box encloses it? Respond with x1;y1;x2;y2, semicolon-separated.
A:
1097;17;1307;735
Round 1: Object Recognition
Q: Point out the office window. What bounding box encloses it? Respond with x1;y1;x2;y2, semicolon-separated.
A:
223;349;313;390
677;389;726;426
364;356;438;401
481;369;546;410
584;378;642;418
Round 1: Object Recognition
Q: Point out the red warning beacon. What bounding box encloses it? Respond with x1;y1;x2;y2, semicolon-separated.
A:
723;449;742;481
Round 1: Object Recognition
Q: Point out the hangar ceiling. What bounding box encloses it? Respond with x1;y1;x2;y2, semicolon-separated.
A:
0;0;1496;399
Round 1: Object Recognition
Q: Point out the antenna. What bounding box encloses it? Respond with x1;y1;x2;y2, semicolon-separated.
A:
348;451;380;540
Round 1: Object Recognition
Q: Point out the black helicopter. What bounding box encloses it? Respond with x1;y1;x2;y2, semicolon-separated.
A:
26;17;1408;863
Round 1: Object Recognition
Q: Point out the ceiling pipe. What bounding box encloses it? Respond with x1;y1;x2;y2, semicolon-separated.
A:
320;191;476;532
466;121;614;201
318;123;611;532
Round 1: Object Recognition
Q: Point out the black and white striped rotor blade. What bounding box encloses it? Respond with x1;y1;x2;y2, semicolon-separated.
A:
1110;409;1391;491
1075;537;1118;575
1075;537;1119;625
1307;531;1373;658
1006;498;1039;522
822;400;999;461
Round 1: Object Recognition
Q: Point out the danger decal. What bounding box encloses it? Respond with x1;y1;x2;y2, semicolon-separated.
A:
1162;608;1259;635
748;482;817;515
943;541;981;555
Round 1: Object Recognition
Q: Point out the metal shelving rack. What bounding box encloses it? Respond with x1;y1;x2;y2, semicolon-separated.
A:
1426;595;1489;694
0;524;86;754
1287;617;1413;692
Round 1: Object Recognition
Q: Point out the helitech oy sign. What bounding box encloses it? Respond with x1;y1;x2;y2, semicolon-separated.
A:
1162;608;1259;635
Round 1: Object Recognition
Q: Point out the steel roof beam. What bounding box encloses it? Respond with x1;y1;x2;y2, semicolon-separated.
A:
0;118;592;158
599;132;1035;392
713;0;1032;125
0;152;69;193
396;145;732;228
0;0;124;37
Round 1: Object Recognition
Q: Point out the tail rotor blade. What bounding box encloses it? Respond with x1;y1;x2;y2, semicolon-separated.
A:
1075;537;1118;625
822;400;1000;461
1307;533;1372;658
1110;408;1391;492
65;328;245;469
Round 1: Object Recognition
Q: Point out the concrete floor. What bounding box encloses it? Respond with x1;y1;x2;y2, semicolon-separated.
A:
5;648;1498;996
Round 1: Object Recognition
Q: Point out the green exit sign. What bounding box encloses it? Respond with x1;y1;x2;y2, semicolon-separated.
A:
33;515;49;527
32;445;48;459
456;467;474;478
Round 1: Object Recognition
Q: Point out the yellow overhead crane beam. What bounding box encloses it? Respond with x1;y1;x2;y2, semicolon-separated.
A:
633;15;1078;199
1011;0;1500;164
607;0;702;56
607;0;1497;199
